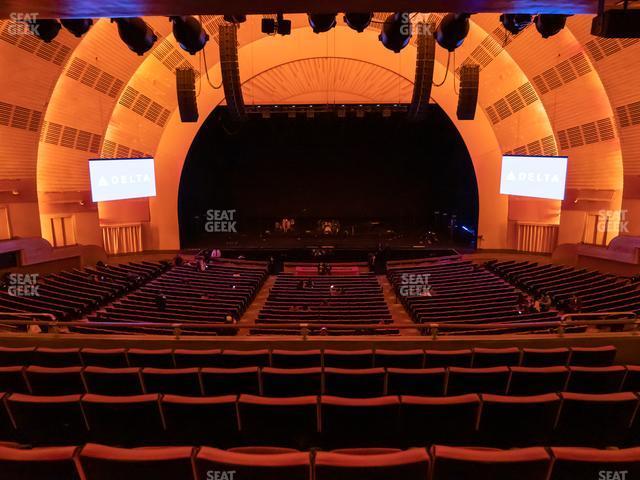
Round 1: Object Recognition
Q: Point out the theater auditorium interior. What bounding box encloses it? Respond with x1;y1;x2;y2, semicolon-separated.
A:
0;0;640;478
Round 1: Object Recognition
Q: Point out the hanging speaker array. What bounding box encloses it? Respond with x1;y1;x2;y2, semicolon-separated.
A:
408;22;436;120
218;24;246;122
456;65;480;121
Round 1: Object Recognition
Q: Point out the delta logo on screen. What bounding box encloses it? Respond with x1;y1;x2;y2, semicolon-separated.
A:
89;158;157;202
500;155;568;201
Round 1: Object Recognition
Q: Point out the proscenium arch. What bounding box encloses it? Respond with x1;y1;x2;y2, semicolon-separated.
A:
150;26;507;250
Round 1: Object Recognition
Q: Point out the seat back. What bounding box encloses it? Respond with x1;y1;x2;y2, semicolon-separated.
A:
566;366;626;394
521;348;570;367
262;367;322;397
219;349;270;368
386;368;446;396
271;350;322;368
201;367;260;395
473;348;521;368
569;346;616;366
0;366;29;394
323;350;374;369
0;347;35;367
26;366;85;395
507;367;569;395
424;349;472;368
315;448;429;480
0;445;81;480
446;367;510;395
173;349;224;368
324;368;386;397
374;349;425;369
83;367;144;395
127;349;174;368
549;447;640;480
142;368;202;396
81;348;129;368
33;348;81;367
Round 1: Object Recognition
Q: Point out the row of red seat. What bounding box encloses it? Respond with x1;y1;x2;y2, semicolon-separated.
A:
2;364;638;397
0;345;618;369
2;391;640;448
2;443;639;480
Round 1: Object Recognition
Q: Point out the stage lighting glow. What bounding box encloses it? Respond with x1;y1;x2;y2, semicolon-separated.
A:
344;12;373;32
61;18;93;37
499;14;533;34
112;18;158;56
436;13;471;51
535;14;568;38
171;16;209;55
308;13;337;33
379;13;412;53
89;158;157;202
500;155;568;200
33;19;61;42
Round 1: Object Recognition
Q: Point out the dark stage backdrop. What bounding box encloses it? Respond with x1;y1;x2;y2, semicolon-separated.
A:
178;105;478;248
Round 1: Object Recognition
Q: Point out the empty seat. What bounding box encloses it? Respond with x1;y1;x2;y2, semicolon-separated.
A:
0;445;81;480
473;347;521;367
374;349;424;369
323;350;374;369
0;393;16;441
399;394;481;447
81;348;129;368
219;349;270;368
478;393;561;447
521;348;570;367
386;368;446;396
549;447;640;480
25;366;84;395
324;368;386;398
262;367;322;397
173;349;223;368
195;447;311;480
566;366;626;393
321;396;400;449
508;367;569;395
431;445;551;480
315;448;430;480
555;392;638;447
82;394;164;446
201;367;260;395
238;394;319;449
6;393;86;445
622;365;640;391
271;349;322;368
446;367;510;395
424;349;472;368
569;346;617;367
83;367;144;395
162;394;239;447
0;347;34;366
0;366;29;393
126;349;174;368
33;348;81;367
142;367;202;396
79;443;194;480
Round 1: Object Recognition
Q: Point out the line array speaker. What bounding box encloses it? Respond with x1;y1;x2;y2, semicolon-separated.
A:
456;64;480;120
219;24;246;121
176;67;198;123
409;22;436;119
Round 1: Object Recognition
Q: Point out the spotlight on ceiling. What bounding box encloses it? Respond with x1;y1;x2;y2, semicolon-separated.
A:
499;13;533;34
535;14;568;38
112;18;158;55
261;13;291;36
223;14;247;24
170;16;209;55
378;12;412;53
344;12;373;32
308;13;337;33
61;19;93;37
436;13;471;51
33;19;62;42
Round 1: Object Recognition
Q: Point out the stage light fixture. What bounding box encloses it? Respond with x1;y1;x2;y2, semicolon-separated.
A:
378;12;412;53
170;16;209;55
261;13;291;36
535;14;568;38
308;13;337;33
344;12;373;32
436;13;471;51
61;19;93;37
112;18;158;55
33;19;61;42
223;14;247;24
499;14;532;34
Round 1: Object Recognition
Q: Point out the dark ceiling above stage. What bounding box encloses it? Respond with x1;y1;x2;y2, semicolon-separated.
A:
0;0;629;19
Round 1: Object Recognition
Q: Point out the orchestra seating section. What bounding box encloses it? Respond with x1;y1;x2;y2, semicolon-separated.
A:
387;260;562;334
88;261;268;335
0;262;165;322
489;260;640;315
253;273;394;335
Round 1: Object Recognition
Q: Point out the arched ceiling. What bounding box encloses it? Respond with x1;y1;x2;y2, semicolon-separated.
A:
0;11;638;241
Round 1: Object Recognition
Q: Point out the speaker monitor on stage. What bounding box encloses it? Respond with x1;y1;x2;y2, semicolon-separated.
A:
176;67;198;123
457;64;480;120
